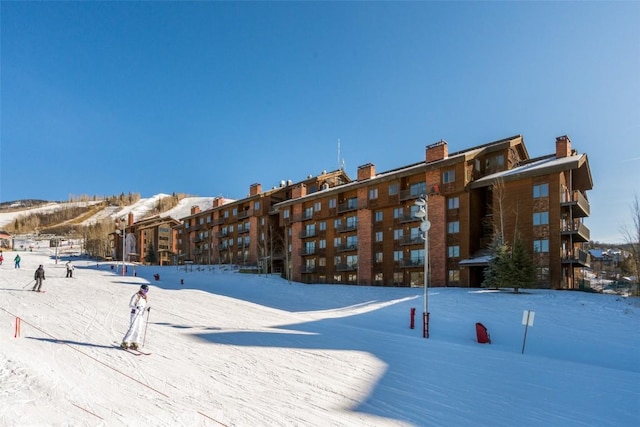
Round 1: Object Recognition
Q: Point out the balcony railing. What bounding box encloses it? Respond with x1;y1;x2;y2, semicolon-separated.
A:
400;235;423;246
399;189;421;201
398;258;424;268
561;221;590;242
237;209;253;220
336;263;358;271
561;190;590;217
561;248;591;268
300;247;316;256
336;244;358;252
301;266;316;274
300;229;317;238
336;223;358;233
337;201;359;213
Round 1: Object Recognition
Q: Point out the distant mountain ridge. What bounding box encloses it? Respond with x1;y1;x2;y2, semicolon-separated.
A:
0;195;228;234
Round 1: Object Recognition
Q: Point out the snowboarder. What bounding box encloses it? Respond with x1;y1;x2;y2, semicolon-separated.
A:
66;261;74;278
14;254;21;269
121;284;150;350
32;265;45;292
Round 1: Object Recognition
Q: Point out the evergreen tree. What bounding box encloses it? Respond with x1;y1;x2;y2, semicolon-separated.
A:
508;237;536;293
145;244;157;264
483;233;510;289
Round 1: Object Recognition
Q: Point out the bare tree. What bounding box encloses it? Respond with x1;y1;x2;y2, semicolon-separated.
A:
620;194;640;296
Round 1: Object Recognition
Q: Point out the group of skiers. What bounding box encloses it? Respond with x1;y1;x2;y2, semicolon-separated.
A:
9;253;151;351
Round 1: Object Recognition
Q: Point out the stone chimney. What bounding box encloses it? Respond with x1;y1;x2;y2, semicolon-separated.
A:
357;163;375;181
556;135;572;158
292;183;307;199
426;140;448;163
190;205;201;215
249;183;262;196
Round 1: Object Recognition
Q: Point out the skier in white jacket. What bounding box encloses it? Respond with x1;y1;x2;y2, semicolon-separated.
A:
121;284;150;350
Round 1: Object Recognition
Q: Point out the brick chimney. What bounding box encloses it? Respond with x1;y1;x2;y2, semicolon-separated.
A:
212;198;224;208
292;183;307;199
190;205;201;215
357;163;375;181
249;183;262;196
426;140;448;163
556;135;572;158
127;212;134;226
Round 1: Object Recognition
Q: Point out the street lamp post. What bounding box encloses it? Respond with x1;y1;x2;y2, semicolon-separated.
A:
120;217;126;276
415;196;431;338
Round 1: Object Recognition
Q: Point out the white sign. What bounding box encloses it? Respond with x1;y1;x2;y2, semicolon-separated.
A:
521;310;535;326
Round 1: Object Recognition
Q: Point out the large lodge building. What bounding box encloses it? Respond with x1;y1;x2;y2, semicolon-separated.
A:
120;134;592;289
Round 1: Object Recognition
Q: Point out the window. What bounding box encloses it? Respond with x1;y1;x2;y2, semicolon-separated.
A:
448;270;460;284
393;207;404;219
319;239;326;249
443;170;455;184
389;183;399;195
347;273;357;283
536;267;550;281
534;239;549;253
283;209;290;219
346;216;358;229
375;231;383;242
533;212;549;226
314;201;321;212
305;241;315;254
346;255;358;267
223;210;229;218
346;235;358;249
393;251;403;261
375;252;383;263
319;221;326;231
305;206;313;218
393;272;403;286
334;218;342;229
394;229;404;240
410;205;421;219
334;256;341;266
410;182;426;197
375;211;383;222
410;227;421;241
369;188;378;200
374;272;383;282
329;198;336;208
333;237;341;247
486;155;504;170
448;221;460;234
346;197;358;209
318;257;326;267
254;201;260;211
448;197;459;209
410;249;424;265
448;246;460;257
305;224;316;236
533;183;549;198
232;207;237;216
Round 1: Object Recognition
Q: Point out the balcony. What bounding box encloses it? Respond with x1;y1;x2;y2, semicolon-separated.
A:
336;223;358;233
336;244;358;252
561;248;591;268
561;190;590;217
561;221;590;242
237;226;250;234
337;201;359;213
237;209;253;220
398;258;424;268
216;231;228;238
336;263;358;272
300;247;316;256
399;214;420;223
400;235;423;246
301;266;316;274
300;229;317;238
399;189;421;201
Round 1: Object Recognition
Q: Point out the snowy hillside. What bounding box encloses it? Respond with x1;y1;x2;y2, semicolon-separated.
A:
0;248;638;426
0;195;229;231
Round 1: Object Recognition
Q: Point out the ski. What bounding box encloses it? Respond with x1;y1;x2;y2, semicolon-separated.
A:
113;344;151;356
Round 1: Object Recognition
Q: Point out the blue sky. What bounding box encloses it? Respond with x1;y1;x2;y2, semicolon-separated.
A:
1;1;638;243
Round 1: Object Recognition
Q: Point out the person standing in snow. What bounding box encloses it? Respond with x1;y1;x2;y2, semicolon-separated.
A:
121;284;150;350
66;261;74;278
14;254;21;269
32;265;45;292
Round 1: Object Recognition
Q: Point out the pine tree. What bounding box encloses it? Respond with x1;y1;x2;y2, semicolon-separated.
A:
508;237;536;293
483;233;510;289
145;244;157;264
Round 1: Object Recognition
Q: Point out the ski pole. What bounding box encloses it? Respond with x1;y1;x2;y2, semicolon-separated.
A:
142;307;151;347
22;280;35;289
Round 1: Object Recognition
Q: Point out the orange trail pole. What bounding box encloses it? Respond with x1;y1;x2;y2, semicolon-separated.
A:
14;317;21;338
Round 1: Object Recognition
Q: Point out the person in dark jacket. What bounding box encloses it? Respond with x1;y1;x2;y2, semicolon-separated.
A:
32;265;46;292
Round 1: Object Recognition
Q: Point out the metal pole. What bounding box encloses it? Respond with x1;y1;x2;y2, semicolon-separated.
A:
424;197;430;338
122;218;126;276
